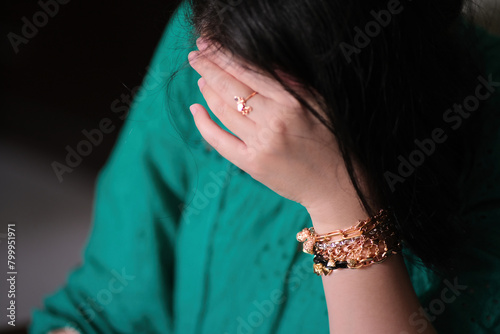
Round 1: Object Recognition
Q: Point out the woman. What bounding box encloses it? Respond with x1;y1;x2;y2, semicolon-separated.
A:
31;0;500;333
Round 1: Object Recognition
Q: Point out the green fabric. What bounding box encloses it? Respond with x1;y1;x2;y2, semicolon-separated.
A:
30;2;500;333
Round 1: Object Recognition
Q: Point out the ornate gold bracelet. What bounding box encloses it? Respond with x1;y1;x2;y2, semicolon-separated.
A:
296;209;401;276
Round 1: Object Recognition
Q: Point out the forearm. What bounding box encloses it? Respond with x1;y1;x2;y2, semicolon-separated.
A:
306;170;437;333
320;254;436;333
310;205;437;333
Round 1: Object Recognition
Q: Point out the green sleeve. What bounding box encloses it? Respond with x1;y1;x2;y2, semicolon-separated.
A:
29;2;198;333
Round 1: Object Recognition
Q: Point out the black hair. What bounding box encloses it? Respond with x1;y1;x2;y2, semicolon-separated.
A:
187;0;487;275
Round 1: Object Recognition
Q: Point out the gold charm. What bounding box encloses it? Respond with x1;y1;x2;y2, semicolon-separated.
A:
313;263;332;276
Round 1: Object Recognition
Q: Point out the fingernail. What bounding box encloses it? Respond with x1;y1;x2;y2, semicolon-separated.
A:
190;105;198;115
198;77;206;89
188;51;198;63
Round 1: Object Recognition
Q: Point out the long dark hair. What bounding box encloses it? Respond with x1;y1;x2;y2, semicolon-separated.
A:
187;0;486;274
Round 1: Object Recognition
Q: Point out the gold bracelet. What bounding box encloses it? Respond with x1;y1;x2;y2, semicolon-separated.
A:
296;209;401;276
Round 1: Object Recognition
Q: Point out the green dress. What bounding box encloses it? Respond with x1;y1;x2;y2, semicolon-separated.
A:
30;2;500;333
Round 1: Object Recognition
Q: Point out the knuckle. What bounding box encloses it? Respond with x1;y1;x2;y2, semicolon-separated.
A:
287;97;302;110
256;127;274;147
268;116;287;134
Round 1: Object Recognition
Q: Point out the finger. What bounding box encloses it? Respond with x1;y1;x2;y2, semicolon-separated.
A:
197;77;257;141
196;38;296;105
189;50;268;122
190;103;249;168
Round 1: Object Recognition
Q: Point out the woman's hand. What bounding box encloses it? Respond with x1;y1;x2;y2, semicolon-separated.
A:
188;39;369;231
188;40;436;334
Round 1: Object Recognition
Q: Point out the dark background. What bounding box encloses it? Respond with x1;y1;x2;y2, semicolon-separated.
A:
2;0;181;168
1;0;180;332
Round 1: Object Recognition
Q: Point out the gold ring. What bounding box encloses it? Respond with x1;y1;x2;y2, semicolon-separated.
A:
234;91;258;116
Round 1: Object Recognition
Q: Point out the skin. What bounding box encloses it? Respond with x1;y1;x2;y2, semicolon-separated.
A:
188;39;376;233
187;38;438;334
51;39;438;334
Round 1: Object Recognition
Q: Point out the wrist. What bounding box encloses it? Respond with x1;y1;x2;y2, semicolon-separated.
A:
306;194;370;234
304;159;378;234
298;208;401;276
